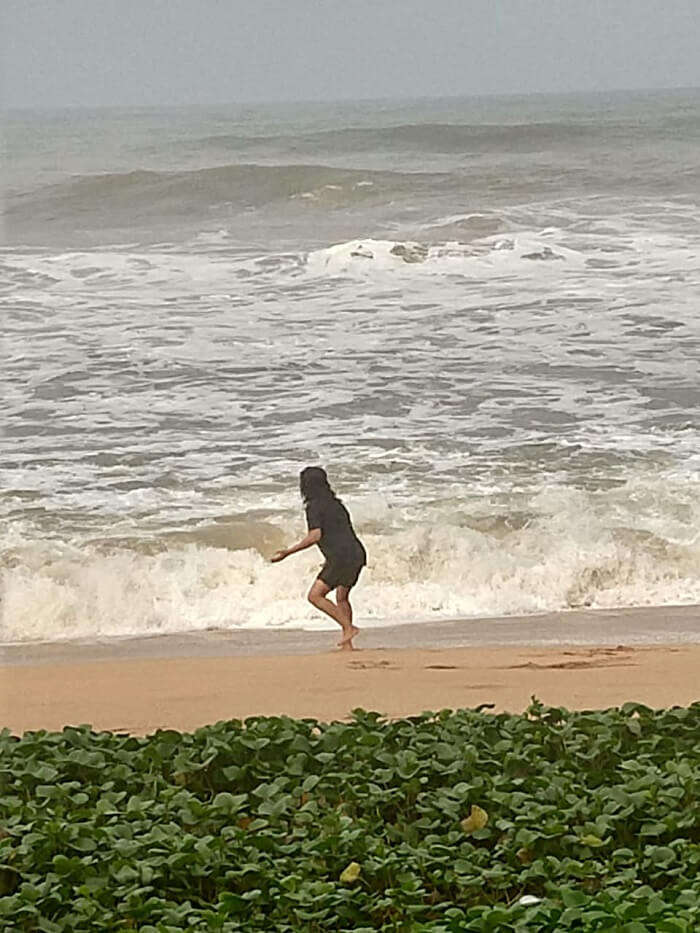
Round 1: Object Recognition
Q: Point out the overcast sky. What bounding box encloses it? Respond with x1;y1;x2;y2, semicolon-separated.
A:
4;0;700;108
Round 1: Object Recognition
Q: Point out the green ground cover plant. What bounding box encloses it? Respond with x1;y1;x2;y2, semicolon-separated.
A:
1;700;698;931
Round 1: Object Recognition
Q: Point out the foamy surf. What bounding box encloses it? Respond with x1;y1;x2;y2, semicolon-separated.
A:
3;475;700;643
305;233;586;277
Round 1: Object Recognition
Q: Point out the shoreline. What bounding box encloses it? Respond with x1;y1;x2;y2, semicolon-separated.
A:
2;603;699;668
2;606;698;735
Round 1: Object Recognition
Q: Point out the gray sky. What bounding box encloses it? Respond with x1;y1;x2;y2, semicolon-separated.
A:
4;0;700;108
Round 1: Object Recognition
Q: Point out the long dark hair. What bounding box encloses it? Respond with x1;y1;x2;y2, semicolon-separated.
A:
299;466;335;504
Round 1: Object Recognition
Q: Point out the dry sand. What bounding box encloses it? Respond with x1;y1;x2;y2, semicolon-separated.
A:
2;608;699;735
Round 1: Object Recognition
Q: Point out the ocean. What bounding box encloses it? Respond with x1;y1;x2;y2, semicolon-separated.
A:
2;89;700;642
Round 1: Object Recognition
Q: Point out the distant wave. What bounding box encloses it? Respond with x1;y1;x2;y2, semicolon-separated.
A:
6;162;452;225
197;121;625;155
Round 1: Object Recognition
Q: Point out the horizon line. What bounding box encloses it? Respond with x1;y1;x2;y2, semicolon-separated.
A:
4;83;699;113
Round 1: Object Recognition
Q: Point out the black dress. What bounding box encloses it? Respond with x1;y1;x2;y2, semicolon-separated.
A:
305;494;367;589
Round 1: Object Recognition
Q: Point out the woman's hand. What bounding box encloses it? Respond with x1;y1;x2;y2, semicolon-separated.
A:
270;531;319;563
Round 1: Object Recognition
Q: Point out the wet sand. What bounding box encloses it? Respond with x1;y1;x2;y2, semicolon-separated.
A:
2;606;698;734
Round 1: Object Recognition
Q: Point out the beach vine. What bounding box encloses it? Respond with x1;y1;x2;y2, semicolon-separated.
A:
0;700;698;931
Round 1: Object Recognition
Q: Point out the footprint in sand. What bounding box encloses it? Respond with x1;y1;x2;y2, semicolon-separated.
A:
348;659;397;670
508;645;638;670
509;657;636;671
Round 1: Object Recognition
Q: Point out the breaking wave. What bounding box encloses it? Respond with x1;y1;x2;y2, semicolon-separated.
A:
3;480;700;643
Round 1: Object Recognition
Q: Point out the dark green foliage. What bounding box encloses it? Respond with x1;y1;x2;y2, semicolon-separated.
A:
0;700;698;931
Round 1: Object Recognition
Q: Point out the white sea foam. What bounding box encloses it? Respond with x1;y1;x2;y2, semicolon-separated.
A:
305;233;587;278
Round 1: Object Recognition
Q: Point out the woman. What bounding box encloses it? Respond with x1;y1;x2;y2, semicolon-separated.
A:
271;467;367;650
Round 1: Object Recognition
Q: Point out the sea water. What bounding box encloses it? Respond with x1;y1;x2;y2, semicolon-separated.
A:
2;90;700;640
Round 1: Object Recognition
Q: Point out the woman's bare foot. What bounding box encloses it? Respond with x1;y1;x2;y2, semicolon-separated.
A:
337;625;359;648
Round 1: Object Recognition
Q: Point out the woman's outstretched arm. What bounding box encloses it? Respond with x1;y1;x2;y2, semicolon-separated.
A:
271;528;321;562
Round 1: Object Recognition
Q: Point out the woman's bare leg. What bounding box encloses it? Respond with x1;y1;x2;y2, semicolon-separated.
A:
335;586;359;646
308;579;355;650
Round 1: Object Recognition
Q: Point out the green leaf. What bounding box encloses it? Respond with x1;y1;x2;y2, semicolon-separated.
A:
640;821;667;837
52;855;73;875
70;836;96;853
647;845;674;866
301;775;321;793
560;889;587;907
212;792;247;813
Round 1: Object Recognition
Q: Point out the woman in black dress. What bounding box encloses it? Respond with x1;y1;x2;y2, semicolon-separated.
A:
271;467;367;650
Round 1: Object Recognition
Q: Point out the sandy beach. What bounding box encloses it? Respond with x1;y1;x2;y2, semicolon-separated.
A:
2;606;698;735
